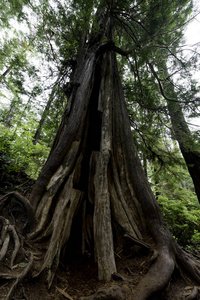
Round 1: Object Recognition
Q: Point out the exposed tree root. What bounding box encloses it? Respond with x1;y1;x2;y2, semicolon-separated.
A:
0;191;34;231
127;240;200;300
0;193;34;299
0;217;20;266
185;286;199;300
123;232;151;250
133;245;175;299
0;232;10;261
176;245;200;283
9;224;20;267
0;217;33;299
4;251;33;300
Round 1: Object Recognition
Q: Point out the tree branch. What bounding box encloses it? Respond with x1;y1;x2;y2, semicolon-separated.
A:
148;63;200;104
111;44;133;56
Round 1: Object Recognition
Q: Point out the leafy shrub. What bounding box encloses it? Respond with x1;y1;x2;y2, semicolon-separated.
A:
0;120;50;179
157;190;200;247
149;157;200;248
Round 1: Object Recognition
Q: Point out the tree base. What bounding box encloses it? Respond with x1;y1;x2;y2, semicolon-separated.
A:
1;191;200;300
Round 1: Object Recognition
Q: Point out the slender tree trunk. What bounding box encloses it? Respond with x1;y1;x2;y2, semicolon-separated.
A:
1;66;12;79
151;61;200;203
33;75;67;145
6;103;15;127
165;81;200;203
33;91;55;145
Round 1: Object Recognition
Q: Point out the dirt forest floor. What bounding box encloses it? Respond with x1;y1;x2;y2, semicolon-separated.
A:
0;167;200;300
1;246;199;300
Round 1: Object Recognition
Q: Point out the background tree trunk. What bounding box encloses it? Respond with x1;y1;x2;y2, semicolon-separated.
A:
165;78;200;203
151;62;200;202
33;88;56;145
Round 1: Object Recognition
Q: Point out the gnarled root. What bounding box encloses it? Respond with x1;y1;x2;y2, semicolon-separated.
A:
0;191;34;231
3;251;33;300
0;194;34;300
0;217;21;267
185;286;199;300
132;240;200;300
133;245;175;300
175;245;200;283
0;218;33;299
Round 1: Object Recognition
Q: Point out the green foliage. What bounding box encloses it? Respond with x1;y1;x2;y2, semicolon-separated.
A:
153;166;200;247
144;136;200;249
0;0;29;27
0;120;50;179
158;194;200;246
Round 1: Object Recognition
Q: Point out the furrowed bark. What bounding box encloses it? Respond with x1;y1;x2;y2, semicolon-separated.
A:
93;52;116;281
36;172;83;287
167;98;200;203
154;62;200;203
29;52;97;211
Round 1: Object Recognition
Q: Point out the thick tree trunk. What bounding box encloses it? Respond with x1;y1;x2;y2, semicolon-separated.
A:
28;43;200;297
1;8;200;300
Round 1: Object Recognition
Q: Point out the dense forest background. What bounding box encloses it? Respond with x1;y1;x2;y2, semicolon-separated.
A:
1;0;200;250
1;0;200;299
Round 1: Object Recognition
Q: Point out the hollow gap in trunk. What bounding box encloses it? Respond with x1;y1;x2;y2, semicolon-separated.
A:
61;199;94;264
73;61;102;192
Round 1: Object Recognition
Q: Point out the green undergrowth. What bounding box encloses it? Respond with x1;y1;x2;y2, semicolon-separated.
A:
158;194;200;248
0;121;50;179
155;179;200;250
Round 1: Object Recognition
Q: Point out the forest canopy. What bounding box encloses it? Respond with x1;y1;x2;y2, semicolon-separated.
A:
0;0;200;299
